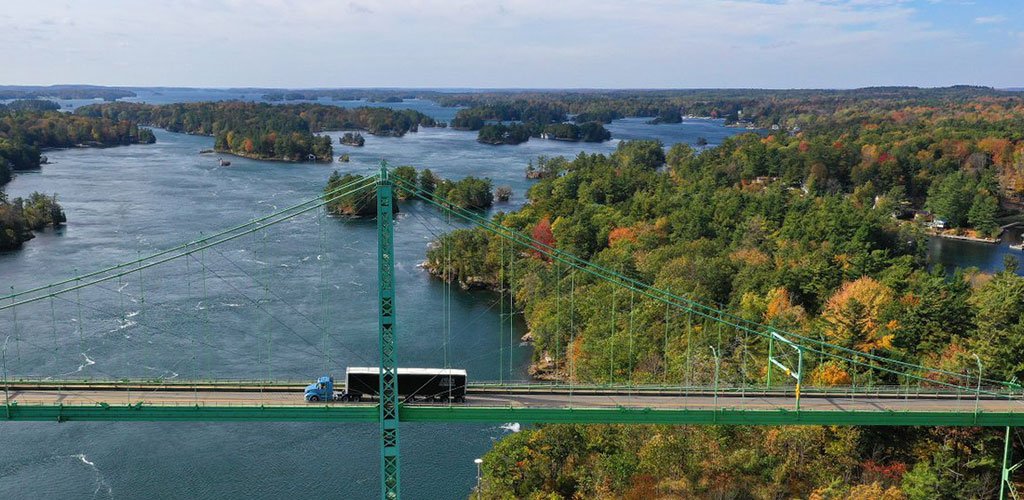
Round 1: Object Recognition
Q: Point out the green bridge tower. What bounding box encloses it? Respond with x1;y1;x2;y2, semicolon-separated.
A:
376;162;401;499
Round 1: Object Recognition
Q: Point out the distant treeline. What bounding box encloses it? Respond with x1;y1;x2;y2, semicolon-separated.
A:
263;91;409;103
0;85;135;101
436;85;1017;127
1;102;156;185
77;102;438;162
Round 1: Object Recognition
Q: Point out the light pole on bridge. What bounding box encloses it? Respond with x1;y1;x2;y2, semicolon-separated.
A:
972;353;983;416
709;346;720;408
3;335;10;420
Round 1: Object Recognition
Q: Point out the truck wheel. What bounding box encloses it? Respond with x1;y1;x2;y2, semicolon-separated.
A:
309;395;320;402
340;394;350;402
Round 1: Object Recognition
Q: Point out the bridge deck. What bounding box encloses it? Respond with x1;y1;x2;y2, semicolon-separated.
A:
5;385;1024;426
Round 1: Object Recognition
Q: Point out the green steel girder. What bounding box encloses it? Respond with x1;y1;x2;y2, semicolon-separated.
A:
2;403;378;422
398;406;1024;426
7;403;1024;427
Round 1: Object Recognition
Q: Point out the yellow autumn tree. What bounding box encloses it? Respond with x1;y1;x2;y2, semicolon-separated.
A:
845;482;906;500
810;361;852;386
764;287;807;328
822;277;897;352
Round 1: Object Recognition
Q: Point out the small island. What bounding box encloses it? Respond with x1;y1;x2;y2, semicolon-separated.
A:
0;192;66;251
477;123;532;145
450;102;611;145
340;132;365;147
324;171;398;217
647;107;683;124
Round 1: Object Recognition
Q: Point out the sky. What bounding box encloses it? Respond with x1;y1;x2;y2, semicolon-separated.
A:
1;0;1021;89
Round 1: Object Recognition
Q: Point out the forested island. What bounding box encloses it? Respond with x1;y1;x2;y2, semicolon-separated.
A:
1;100;156;186
339;132;365;147
323;167;494;217
411;89;1024;498
449;100;612;145
0;192;65;250
77;102;437;162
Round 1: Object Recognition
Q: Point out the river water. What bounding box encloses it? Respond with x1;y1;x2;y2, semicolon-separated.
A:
928;229;1024;275
0;96;745;499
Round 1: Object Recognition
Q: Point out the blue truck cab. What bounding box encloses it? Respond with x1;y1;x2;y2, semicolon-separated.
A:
304;375;336;402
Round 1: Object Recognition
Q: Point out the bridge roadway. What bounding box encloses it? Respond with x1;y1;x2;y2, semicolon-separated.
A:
5;381;1024;426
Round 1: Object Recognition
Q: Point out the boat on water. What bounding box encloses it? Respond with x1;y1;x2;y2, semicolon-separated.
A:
1010;243;1024;251
218;158;231;166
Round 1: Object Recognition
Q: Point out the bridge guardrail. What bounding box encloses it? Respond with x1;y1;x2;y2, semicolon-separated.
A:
5;378;1023;400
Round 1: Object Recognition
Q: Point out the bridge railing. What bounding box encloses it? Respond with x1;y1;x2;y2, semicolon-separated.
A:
6;377;1023;400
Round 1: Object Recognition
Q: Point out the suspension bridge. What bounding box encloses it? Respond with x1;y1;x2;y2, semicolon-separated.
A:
3;163;1024;499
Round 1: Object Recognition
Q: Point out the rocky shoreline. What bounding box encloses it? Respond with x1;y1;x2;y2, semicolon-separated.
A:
420;259;568;382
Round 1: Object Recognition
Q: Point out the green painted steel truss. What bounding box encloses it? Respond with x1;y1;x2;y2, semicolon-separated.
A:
376;163;401;500
7;403;1024;427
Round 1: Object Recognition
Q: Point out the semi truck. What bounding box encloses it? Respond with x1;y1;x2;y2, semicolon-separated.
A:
304;367;467;403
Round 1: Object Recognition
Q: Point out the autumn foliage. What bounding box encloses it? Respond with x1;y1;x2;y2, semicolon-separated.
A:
608;226;638;246
531;216;555;260
810;361;852;386
822;277;897;352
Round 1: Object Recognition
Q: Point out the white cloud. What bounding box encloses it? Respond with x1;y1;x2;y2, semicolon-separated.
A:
975;15;1008;24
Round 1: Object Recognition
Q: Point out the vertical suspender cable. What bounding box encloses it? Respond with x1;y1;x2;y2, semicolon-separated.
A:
717;308;724;389
555;262;561;379
628;291;635;395
10;287;19;364
259;224;272;383
75;274;84;369
136;250;146;375
685;311;692;393
75;276;83;370
609;286;616;385
118;274;128;385
200;236;210;382
509;242;514;382
185;242;197;400
49;285;59;366
663;301;670;385
498;234;504;385
569;270;575;407
446;209;454;405
320;204;330;374
445;209;451;384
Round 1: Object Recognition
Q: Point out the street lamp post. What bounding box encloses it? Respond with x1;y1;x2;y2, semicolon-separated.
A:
3;335;11;420
709;346;720;408
474;458;483;499
973;353;983;416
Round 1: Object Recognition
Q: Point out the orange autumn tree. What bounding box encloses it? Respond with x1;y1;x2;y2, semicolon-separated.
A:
608;226;638;247
821;277;898;352
764;287;807;329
